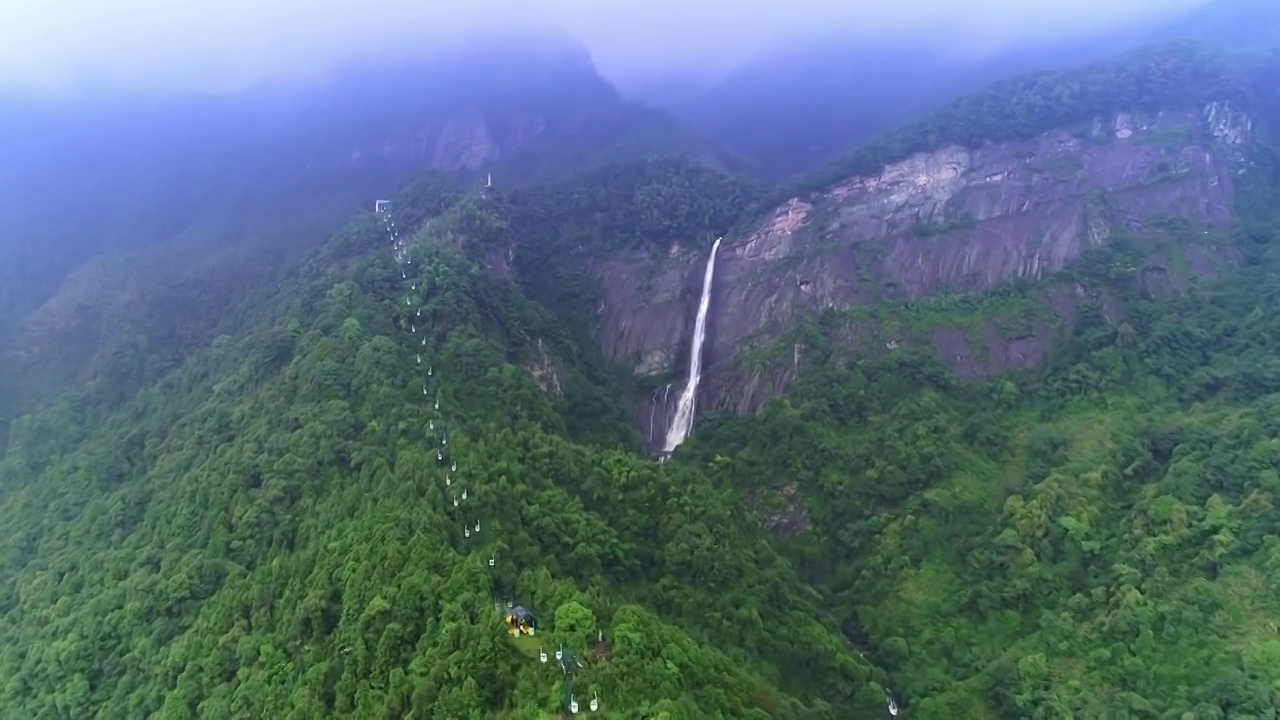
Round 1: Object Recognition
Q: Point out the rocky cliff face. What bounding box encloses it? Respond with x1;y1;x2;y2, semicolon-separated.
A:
594;102;1254;436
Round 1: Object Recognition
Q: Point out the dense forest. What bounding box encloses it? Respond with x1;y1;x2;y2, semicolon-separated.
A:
3;33;1280;720
680;46;1280;717
0;178;888;718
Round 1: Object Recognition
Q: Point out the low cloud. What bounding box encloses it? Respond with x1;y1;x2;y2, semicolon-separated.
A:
0;0;1213;98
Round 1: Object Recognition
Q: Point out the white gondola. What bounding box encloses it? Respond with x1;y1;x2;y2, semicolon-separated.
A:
590;695;599;712
422;338;426;346
446;475;451;487
540;647;547;663
474;521;480;532
465;527;471;538
489;554;495;566
570;697;578;714
437;450;443;460
427;365;433;376
555;647;563;661
461;488;467;500
411;325;415;333
451;462;457;472
453;496;458;507
434;399;439;410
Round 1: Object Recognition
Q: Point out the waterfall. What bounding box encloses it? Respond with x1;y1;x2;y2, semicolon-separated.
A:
648;383;673;450
663;237;721;453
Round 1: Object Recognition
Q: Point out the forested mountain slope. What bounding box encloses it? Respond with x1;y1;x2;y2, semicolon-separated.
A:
573;42;1269;440
667;42;1280;718
0;171;887;717
501;38;1280;717
5;30;1280;720
0;33;747;437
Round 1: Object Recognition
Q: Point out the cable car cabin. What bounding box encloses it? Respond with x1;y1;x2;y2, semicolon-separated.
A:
505;606;536;636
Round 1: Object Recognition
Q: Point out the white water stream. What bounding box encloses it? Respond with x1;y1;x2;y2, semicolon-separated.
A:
663;237;721;452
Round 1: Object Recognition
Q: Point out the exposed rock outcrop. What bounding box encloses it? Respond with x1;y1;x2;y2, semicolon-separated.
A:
525;338;563;397
753;483;813;539
592;240;704;377
594;103;1254;421
483;243;516;281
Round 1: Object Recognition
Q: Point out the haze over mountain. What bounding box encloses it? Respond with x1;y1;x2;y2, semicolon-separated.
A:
0;0;1213;98
623;0;1280;177
2;0;1280;718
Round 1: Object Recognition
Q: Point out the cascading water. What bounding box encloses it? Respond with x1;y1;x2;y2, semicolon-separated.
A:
648;383;673;450
663;237;721;453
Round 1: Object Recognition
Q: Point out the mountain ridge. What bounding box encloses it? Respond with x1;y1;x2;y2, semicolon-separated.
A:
3;26;1280;720
635;0;1280;180
0;35;749;433
548;41;1267;449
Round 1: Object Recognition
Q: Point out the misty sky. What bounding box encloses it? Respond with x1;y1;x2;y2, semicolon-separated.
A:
1;0;1212;99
